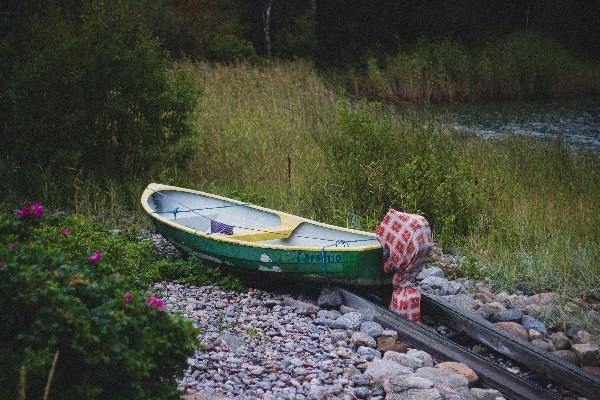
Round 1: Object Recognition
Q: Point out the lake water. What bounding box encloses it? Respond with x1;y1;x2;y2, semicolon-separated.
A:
415;98;600;151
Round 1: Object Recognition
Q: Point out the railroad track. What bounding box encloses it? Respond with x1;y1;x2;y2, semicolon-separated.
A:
341;289;600;400
234;274;599;399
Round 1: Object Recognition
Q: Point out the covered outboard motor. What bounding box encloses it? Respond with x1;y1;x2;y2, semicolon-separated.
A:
376;209;433;322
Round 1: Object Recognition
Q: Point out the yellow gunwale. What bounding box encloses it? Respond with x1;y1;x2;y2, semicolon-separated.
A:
141;183;382;252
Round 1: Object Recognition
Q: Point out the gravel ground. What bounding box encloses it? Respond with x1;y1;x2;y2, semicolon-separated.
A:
157;282;506;400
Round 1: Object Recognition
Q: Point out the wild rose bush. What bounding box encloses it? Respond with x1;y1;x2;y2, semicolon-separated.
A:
0;210;198;399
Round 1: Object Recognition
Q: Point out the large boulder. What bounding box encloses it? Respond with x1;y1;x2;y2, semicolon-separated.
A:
494;322;529;341
351;332;377;348
364;359;412;383
521;315;547;336
436;362;478;385
360;321;384;338
283;297;319;315
377;336;408;353
550;332;571;350
571;343;600;366
490;309;523;323
415;367;469;389
335;312;367;330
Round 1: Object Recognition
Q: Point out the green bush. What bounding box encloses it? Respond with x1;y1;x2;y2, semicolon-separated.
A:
0;210;198;399
0;2;201;180
320;103;486;244
344;32;599;103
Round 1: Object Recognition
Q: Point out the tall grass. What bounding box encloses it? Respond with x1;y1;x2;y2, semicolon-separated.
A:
3;60;598;319
342;32;600;103
178;61;339;217
167;62;599;305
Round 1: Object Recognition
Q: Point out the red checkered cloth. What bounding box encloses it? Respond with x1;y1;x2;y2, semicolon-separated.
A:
389;285;421;322
376;209;434;323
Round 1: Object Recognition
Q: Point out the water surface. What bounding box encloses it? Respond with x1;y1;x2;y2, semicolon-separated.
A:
410;98;600;151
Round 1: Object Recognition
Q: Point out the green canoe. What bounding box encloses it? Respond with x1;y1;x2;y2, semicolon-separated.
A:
142;183;389;286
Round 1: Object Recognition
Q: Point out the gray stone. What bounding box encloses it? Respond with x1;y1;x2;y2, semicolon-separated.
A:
417;267;445;280
490;309;523;323
444;294;479;311
308;384;342;400
381;329;398;339
283;297;319;315
528;329;543;341
340;305;358;314
387;374;434;391
218;333;245;352
434;383;471;400
414;367;469;389
384;351;419;371
406;349;434;368
357;346;382;359
419;276;453;294
521;315;546;335
318;288;343;309
314;318;347;329
364;359;412;383
506;294;528;309
552;349;579;364
571;343;600;366
531;339;553;352
330;329;349;342
393;388;442;400
470;388;506;400
249;366;264;375
257;381;273;390
361;321;384;338
550;332;571;350
573;330;592;344
478;302;506;319
335;312;367;330
493;291;511;306
351;332;377;348
317;309;342;320
353;387;370;399
384;349;434;370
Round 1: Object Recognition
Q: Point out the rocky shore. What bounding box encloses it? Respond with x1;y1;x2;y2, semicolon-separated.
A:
158;282;506;400
416;255;599;375
150;235;598;399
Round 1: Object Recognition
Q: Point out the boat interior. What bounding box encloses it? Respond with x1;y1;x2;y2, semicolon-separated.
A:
148;190;378;248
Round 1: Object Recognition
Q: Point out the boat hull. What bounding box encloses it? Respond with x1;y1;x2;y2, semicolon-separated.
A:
152;218;389;287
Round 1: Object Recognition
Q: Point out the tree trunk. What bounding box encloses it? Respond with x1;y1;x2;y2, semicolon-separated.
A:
263;0;273;57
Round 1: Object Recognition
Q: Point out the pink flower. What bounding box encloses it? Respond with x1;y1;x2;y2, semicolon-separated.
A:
0;261;6;270
124;291;133;303
59;228;70;237
15;207;30;218
88;251;103;263
146;295;165;311
30;203;44;218
7;243;17;251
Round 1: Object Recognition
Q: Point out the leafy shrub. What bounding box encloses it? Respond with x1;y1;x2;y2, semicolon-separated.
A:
0;210;198;399
0;2;201;180
320;104;486;244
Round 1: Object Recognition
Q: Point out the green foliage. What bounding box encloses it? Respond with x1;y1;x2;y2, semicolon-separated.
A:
0;2;201;180
320;104;486;244
23;213;241;291
0;213;198;399
350;33;599;103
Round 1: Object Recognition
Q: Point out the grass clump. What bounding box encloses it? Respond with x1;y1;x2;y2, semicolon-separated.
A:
344;32;600;103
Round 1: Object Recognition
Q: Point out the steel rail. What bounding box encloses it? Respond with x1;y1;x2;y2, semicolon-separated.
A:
340;289;593;400
420;294;600;400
